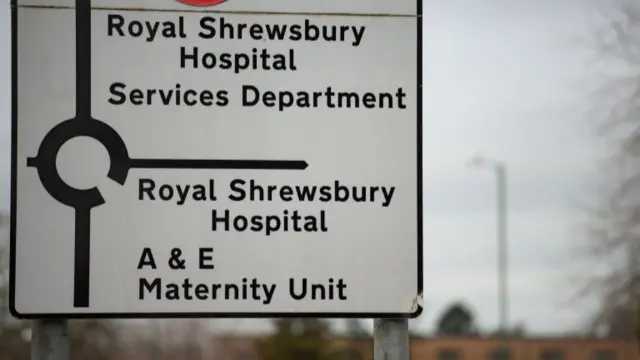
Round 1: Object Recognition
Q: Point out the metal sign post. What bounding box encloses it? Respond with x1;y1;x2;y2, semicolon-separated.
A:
374;319;410;360
30;320;69;360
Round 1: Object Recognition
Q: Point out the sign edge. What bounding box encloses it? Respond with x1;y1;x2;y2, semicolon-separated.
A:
8;1;425;319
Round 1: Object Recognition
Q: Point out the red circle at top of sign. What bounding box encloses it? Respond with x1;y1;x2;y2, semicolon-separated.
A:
177;0;227;6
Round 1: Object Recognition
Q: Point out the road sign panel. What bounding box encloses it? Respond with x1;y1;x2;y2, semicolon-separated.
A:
10;0;423;318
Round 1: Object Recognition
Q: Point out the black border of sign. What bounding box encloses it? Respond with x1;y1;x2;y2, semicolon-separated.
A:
8;1;424;320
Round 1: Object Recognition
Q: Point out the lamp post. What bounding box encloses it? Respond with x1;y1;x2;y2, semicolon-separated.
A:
468;155;509;336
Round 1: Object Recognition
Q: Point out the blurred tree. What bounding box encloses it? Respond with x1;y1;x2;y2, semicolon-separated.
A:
256;319;340;360
336;348;365;360
162;319;211;360
435;302;478;336
579;0;640;338
69;319;121;360
339;320;369;360
509;322;527;337
0;325;29;360
345;319;370;339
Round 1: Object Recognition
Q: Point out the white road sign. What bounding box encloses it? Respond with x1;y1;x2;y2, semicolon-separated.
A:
10;0;423;318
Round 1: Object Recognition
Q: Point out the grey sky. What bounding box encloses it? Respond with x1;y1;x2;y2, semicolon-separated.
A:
0;0;618;334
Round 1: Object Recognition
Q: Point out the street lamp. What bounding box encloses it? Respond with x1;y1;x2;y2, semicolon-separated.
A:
467;154;509;336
